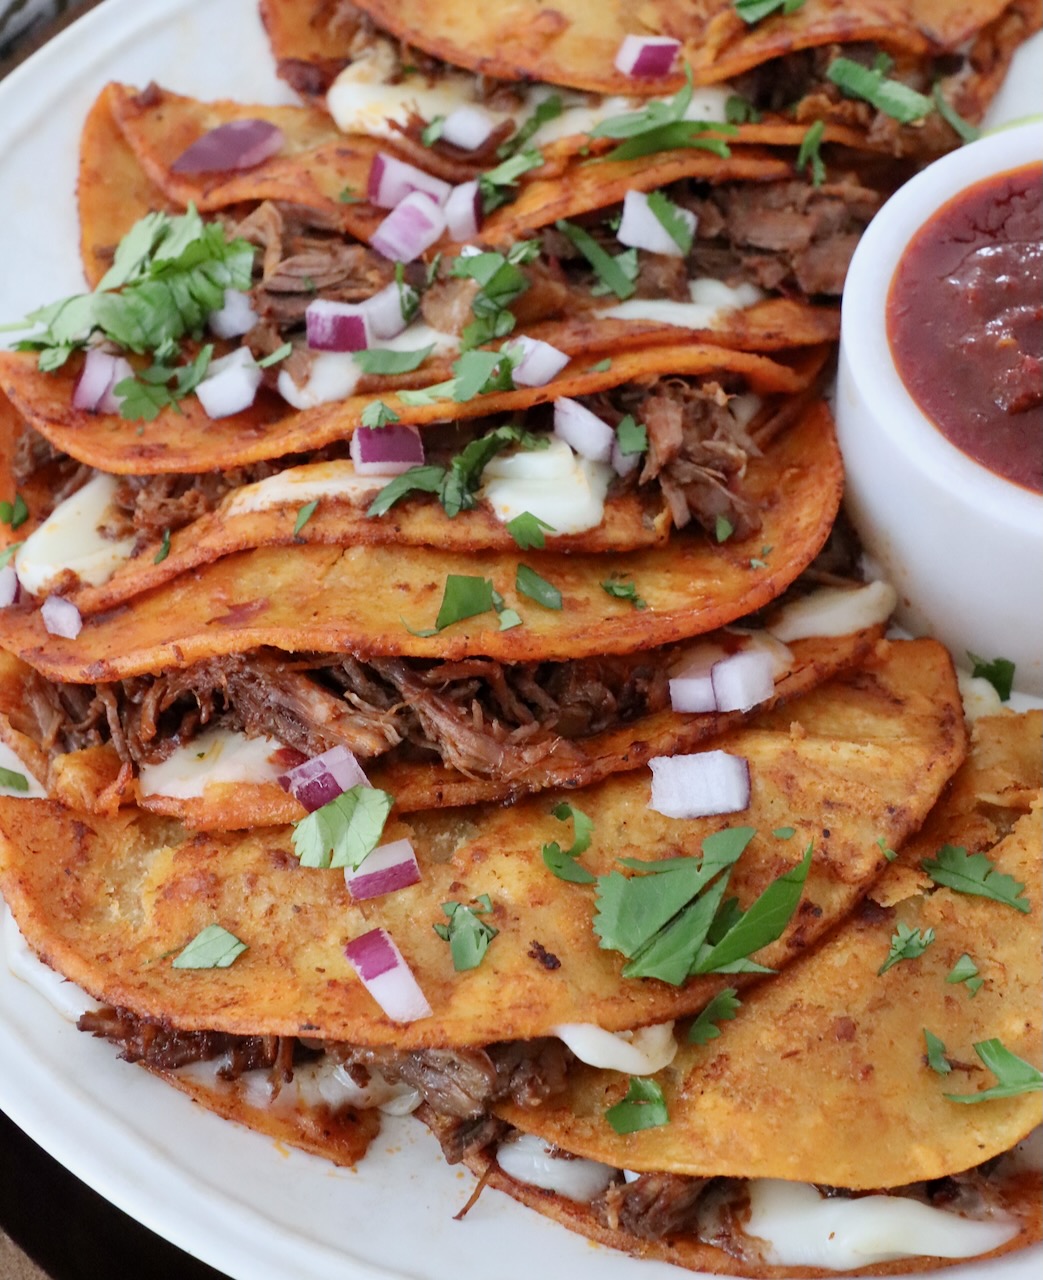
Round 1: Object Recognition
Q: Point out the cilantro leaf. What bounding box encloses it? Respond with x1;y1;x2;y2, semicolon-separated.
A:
688;988;741;1045
967;652;1015;701
773;826;796;840
588;66;734;160
932;83;979;143
0;493;29;529
555;220;637;301
153;528;172;564
601;577;647;609
826;57;933;123
876;835;898;863
366;465;446;517
877;922;935;975
0;543;22;569
421;115;446;146
735;0;807;24
605;1077;669;1135
946;953;983;996
0;765;29;792
945;1039;1043;1103
715;514;734;543
257;341;292;369
353;344;434;376
924;1028;952;1075
516;563;562;610
433;895;498;971
542;803;596;884
360;400;400;429
500;95;562;158
294;499;319;536
290;786;394;870
797;119;826;187
114;344;213;422
434;574;497;630
506;511;555;550
450;347;519;401
478;149;544;213
646;190;695;254
922;844;1029;913
171;924;247;970
615;414;647;457
725;94;761;124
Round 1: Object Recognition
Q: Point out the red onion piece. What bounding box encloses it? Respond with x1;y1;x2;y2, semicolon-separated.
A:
444;181;482;242
98;357;134;414
553;397;614;463
614;35;681;78
617;189;696;258
344;838;421;901
367;152;452;210
510;336;570;388
41;596;83;640
610;437;641;477
195;348;263;419
441;105;496;151
371;192;447;263
305;300;371;352
648;750;751;819
351;424;425;475
0;565;17;609
209;289;258;339
171;119;284;174
277;744;370;813
73;348;119;412
345;928;432;1022
362;282;416;340
710;649;776;713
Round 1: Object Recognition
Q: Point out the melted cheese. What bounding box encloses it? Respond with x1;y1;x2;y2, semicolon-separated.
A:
744;1179;1018;1269
0;740;46;798
957;670;1005;721
15;473;135;595
553;1021;677;1074
225;460;386;518
496;1132;617;1202
3;907;97;1022
480;437;612;533
137;728;284;800
176;1055;420;1116
602;279;764;330
769;580;898;643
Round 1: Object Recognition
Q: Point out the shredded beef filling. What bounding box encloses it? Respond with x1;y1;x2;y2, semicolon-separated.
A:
593;1172;712;1239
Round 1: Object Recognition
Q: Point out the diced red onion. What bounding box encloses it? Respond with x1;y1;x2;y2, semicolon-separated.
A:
614;34;681;78
73;349;119;412
371;192;447;263
444;180;482;242
41;595;82;640
0;565;17;609
510;336;570;388
98;357;134;414
277;744;370;813
171;119;284;174
195;348;263;419
710;649;776;713
648;751;751;819
344;838;421;901
617;189;696;258
209;289;257;339
611;438;641;477
367;152;452;210
553;397;614;463
351;424;425;475
362;281;416;340
305;300;371;352
441;105;497;151
345;928;432;1022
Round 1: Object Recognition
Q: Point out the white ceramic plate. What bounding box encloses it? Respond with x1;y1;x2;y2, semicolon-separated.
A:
0;2;1039;1277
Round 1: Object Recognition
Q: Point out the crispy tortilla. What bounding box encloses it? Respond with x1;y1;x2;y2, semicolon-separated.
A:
495;713;1042;1188
0;397;841;673
0;639;967;1048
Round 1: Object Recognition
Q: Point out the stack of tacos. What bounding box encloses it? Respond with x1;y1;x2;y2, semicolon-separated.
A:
0;0;1040;1275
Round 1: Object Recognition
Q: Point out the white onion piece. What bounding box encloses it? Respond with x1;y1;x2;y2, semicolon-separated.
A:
769;580;898;643
362;281;417;340
344;838;421;901
367;152;452;209
553;397;614;463
0;565;17;608
510;336;570;388
345;928;432;1023
277;744;370;812
649;750;750;819
614;34;681;78
305;300;371;352
610;437;642;477
669;672;718;714
444;181;482;242
195;348;263;419
711;648;776;713
371;191;447;263
171;119;284;173
41;595;82;639
617;189;696;258
209;289;258;339
726;628;795;679
497;1133;617;1202
351;424;425;475
73;348;119;411
441;105;496;151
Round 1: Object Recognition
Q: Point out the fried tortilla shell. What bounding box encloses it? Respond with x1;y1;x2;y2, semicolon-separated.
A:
259;0;364;98
0;398;841;674
0;639;967;1049
495;713;1042;1189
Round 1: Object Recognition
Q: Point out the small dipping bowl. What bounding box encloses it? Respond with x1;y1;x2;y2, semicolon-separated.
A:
837;121;1043;695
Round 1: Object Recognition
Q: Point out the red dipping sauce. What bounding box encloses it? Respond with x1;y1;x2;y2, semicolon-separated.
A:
887;163;1042;493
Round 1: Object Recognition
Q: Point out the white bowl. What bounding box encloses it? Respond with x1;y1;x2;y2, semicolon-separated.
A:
836;121;1043;695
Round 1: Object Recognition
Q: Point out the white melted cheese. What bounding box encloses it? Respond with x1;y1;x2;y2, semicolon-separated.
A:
15;473;135;595
225;460;386;519
0;740;46;798
602;279;764;330
480;437;612;534
744;1179;1018;1269
957;670;1005;722
769;580;898;643
137;728;284;800
496;1132;617;1202
553;1021;677;1074
277;322;457;410
2;907;98;1022
176;1055;420;1116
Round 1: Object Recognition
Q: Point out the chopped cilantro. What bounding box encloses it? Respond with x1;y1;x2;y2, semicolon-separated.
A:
555;219;637;301
877;922;935;975
542;802;596;884
932;83;979;143
506;511;555;550
153;528;172;564
257;341;292;369
714;515;734;543
434;895;498;970
337;185;360;203
515;563;562;610
171;924;247;970
605;1077;669;1135
360;400;400;429
967;652;1015;701
450;347;519;401
876;835;898;863
426;574;497;632
615;414;647;457
687;988;741;1045
646;190;696;254
735;0;806;24
366;464;446;517
0;543;22;569
924;1028;952;1075
499;95;562;158
478;149;544;214
290;785;393;870
353;344;434;376
773;827;796;839
0;494;29;530
421;115;446;147
113;344;214;422
601;577;647;610
947;953;983;996
945;1039;1043;1103
589;66;736;163
922;844;1029;912
588;357;613;373
725;94;761;124
294;499;319;536
0;765;29;792
826;57;933;123
797;119;826;187
450;246;536;351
